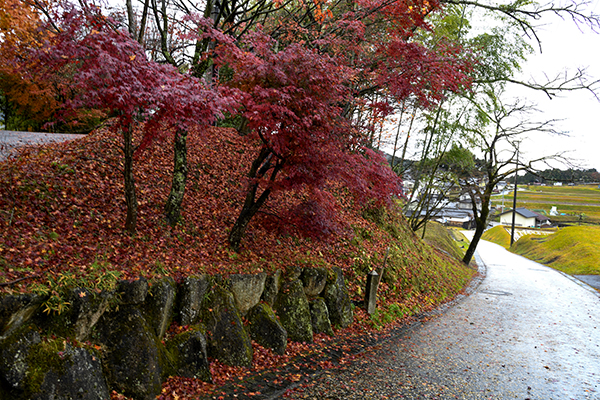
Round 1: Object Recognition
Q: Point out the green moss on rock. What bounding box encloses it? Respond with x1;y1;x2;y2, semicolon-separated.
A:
143;277;177;338
165;325;211;382
323;267;353;329
247;303;287;355
274;280;313;343
309;298;334;336
26;342;109;400
0;324;41;392
97;306;174;400
201;285;253;367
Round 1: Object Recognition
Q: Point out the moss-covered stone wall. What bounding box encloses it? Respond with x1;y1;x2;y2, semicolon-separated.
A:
0;266;353;400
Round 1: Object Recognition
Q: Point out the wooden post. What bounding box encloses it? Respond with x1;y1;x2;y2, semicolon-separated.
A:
365;270;379;315
365;246;390;315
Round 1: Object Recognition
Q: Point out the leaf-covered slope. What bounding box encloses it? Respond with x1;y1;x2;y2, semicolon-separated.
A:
0;126;473;310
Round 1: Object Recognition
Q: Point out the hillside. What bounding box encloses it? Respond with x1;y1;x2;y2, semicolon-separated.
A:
0;126;475;398
481;226;512;249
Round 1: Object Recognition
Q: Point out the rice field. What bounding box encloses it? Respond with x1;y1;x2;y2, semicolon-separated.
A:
491;184;600;225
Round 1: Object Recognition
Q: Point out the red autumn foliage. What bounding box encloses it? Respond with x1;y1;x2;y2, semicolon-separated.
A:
218;30;403;249
30;6;233;136
0;124;474;398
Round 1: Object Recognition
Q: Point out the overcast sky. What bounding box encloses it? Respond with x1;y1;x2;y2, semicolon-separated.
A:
508;0;600;171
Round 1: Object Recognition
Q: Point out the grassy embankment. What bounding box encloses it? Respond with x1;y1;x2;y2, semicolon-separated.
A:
484;184;600;275
481;225;512;249
510;226;600;275
0;126;475;398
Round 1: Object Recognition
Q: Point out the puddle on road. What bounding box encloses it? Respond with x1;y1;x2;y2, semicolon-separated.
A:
480;290;513;296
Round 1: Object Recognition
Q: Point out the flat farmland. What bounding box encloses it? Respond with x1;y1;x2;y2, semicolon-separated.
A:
491;184;600;225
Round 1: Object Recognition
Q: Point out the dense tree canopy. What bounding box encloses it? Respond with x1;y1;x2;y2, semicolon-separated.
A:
1;0;598;250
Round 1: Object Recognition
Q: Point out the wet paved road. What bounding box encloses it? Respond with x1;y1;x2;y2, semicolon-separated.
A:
0;130;85;161
287;239;600;399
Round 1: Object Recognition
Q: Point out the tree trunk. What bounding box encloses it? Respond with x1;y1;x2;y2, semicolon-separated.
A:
228;184;272;252
462;187;492;265
151;0;178;67
126;0;138;39
122;123;137;234
462;221;484;265
228;205;259;252
165;129;188;227
138;0;150;44
228;147;281;251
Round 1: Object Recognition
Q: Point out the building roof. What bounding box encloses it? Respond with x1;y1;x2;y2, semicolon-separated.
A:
499;207;549;221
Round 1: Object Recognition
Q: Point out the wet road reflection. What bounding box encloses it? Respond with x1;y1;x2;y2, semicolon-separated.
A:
286;238;600;399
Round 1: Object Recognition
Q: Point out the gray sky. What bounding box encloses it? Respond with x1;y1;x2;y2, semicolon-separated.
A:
510;0;600;171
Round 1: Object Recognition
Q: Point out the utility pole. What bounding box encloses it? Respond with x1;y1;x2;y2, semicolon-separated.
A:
510;143;519;246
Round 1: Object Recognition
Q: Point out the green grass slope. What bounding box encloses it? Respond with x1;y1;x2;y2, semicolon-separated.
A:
511;226;600;275
481;225;512;249
418;222;467;261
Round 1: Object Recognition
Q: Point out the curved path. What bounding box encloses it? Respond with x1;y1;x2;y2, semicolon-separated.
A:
287;238;600;399
0;130;85;161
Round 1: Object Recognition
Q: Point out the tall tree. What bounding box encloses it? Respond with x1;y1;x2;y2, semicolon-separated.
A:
0;0;61;131
459;89;561;264
219;31;403;250
30;5;231;233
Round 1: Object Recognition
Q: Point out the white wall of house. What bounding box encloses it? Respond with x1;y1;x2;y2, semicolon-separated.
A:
500;213;535;228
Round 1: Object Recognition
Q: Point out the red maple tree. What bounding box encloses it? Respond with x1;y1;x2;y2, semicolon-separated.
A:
216;30;402;250
29;4;235;232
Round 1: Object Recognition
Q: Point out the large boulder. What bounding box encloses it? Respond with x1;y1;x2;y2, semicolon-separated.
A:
29;344;110;400
246;303;287;355
97;306;174;400
228;273;266;316
300;267;328;298
0;325;41;392
0;326;109;400
261;270;282;307
323;267;353;329
0;294;42;339
143;277;177;338
177;275;210;326
69;288;114;341
273;280;313;343
202;286;253;367
309;298;334;336
117;277;149;305
166;326;211;382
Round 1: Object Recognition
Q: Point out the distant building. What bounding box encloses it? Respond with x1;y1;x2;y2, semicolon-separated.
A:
498;208;551;228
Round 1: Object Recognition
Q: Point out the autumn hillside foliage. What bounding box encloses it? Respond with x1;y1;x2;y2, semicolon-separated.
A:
0;125;473;309
0;125;474;397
